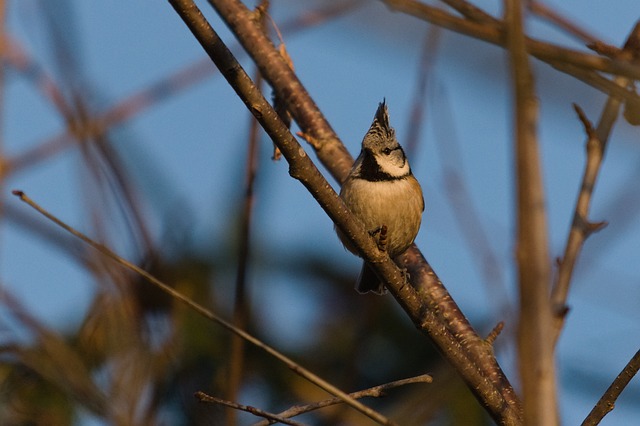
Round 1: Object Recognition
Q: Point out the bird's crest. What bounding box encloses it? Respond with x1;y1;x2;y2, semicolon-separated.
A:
365;99;395;143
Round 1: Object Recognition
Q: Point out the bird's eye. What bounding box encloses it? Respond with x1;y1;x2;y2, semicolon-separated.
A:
382;148;392;155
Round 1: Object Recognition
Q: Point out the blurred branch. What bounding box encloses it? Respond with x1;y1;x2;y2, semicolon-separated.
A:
0;291;108;416
251;374;433;426
526;0;599;44
13;153;392;425
173;0;522;423
0;0;6;261
383;0;640;102
227;29;265;426
582;349;640;426
4;42;213;175
1;36;73;119
11;189;394;425
505;1;557;424
440;0;500;25
550;21;640;344
404;25;441;157
5;1;363;176
431;85;510;318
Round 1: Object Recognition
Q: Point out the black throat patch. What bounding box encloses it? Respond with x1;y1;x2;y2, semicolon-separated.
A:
357;149;408;182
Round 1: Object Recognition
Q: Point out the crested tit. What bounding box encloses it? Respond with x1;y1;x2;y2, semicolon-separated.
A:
337;100;424;294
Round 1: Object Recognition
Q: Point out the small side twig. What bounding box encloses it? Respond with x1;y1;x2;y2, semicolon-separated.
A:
582;349;640;426
195;392;306;426
485;322;504;346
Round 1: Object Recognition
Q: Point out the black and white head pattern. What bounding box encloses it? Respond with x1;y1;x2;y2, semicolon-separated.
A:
353;100;411;182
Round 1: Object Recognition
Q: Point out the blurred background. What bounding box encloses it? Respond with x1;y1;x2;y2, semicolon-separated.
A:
1;0;639;424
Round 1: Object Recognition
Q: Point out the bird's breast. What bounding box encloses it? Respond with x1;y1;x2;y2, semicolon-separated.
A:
338;176;423;257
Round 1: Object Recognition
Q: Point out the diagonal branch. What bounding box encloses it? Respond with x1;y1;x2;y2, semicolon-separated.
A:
168;0;522;424
582;349;640;426
11;187;396;426
526;0;599;44
166;2;402;424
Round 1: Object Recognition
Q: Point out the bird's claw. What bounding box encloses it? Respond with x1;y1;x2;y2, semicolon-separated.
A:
370;224;388;253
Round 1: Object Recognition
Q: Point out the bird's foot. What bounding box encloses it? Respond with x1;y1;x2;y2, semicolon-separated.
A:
370;224;388;253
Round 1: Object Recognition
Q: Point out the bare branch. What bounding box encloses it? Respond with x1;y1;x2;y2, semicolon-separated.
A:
5;1;363;176
505;0;557;424
582;349;640;426
197;0;522;423
195;392;306;426
11;189;394;426
439;0;500;25
527;1;599;44
252;374;433;426
551;20;640;344
383;0;640;101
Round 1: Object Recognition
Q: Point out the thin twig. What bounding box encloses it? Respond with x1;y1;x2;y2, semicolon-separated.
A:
252;374;433;426
11;189;394;426
582;349;640;426
195;392;306;426
505;0;557;424
485;322;504;346
550;20;640;344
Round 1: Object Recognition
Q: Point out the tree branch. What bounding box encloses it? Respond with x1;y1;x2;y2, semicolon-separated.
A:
251;374;433;426
383;0;640;103
505;0;557;424
12;188;393;425
526;0;599;44
195;392;306;426
582;349;640;426
196;0;522;423
551;20;640;344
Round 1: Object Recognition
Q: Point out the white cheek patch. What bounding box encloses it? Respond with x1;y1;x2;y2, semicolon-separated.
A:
376;153;410;178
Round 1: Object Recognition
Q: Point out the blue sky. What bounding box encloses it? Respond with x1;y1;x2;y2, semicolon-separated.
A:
3;0;640;424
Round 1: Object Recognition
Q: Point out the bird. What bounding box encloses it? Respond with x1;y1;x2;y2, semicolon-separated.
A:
337;100;424;294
